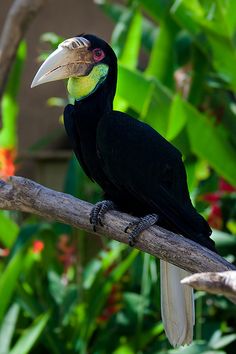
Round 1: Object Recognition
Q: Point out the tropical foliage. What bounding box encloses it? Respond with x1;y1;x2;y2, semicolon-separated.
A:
0;0;236;353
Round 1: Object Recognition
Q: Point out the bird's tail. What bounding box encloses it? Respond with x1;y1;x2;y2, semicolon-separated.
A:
160;260;195;347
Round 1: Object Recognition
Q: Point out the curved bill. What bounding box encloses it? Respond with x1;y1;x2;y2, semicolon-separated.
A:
31;37;93;88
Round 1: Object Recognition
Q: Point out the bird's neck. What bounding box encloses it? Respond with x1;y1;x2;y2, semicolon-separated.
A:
74;62;117;121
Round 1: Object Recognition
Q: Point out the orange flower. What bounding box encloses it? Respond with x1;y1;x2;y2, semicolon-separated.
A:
0;148;16;180
33;240;44;254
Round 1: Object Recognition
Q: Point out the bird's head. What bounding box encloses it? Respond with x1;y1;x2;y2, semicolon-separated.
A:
31;34;117;101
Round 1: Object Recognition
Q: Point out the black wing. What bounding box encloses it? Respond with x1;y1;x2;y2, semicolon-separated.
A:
97;111;215;251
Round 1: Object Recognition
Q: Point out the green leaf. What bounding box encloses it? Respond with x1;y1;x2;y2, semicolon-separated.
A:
168;340;226;353
212;229;236;245
40;32;64;48
47;97;67;107
10;224;43;258
173;98;236;185
210;332;236;350
0;303;20;354
116;65;173;136
80;249;139;346
0;41;26;149
171;0;236;90
48;271;66;305
95;0;124;23
0;250;24;323
166;94;187;140
139;322;164;348
9;312;50;354
146;17;178;88
97;0;157;53
138;0;172;22
113;345;135;354
207;33;236;91
111;8;133;58
114;9;142;111
0;212;19;248
171;0;204;31
116;64;152;114
83;240;125;290
119;10;142;69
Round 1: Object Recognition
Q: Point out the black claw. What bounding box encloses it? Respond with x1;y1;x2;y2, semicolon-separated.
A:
125;214;159;246
124;225;129;233
129;237;135;247
125;220;137;233
89;200;116;231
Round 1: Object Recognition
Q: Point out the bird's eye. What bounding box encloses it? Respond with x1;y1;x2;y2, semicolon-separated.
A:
93;48;105;62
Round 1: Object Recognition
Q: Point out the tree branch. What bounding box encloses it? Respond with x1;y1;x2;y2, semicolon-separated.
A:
182;271;236;304
0;176;235;277
0;0;47;98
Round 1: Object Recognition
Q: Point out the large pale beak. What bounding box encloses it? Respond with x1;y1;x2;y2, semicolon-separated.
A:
31;37;93;87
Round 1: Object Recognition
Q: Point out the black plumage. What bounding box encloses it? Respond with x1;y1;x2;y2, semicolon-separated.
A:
64;34;215;252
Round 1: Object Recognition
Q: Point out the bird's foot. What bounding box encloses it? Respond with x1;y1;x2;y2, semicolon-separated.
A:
90;200;116;232
125;213;159;246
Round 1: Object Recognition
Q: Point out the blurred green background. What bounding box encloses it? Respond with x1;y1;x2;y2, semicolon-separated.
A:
0;0;236;353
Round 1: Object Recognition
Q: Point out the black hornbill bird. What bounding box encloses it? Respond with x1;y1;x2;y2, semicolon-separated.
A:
32;34;216;347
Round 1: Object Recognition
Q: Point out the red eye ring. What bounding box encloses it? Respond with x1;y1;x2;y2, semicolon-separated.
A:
93;48;105;62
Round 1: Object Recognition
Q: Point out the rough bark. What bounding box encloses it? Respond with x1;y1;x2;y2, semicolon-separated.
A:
0;176;235;278
182;271;236;304
0;0;47;97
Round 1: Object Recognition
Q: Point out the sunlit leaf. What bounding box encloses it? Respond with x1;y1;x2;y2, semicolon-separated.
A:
0;41;26;149
47;97;67;107
113;344;135;354
0;303;20;353
212;229;236;250
114;9;142;111
210;332;236;350
146;17;178;88
0;212;19;248
166;94;187;140
168;340;226;353
0;250;24;323
9;312;50;354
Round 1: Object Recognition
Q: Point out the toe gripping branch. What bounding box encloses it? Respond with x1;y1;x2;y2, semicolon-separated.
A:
125;214;159;247
90;201;158;248
90;200;116;231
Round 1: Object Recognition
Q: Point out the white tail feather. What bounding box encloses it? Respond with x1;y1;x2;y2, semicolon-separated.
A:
160;260;195;347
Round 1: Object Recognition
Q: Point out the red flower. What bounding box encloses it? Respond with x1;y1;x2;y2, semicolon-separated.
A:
208;204;223;230
57;234;76;271
33;240;44;254
202;192;220;203
219;178;236;193
201;178;235;230
0;148;16;180
97;283;122;324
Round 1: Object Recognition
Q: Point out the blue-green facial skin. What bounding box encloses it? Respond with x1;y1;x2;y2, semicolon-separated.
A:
67;64;109;101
